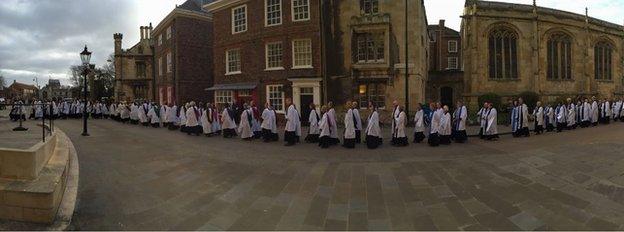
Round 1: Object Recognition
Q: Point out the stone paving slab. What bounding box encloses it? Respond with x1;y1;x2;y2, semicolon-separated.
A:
49;118;624;230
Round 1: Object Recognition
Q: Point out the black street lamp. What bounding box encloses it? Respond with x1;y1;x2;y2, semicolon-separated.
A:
80;45;92;136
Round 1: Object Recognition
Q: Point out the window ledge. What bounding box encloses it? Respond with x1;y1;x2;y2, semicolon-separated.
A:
488;78;520;82
597;80;614;83
265;67;285;71
292;18;310;22
546;78;574;82
292;65;314;70
225;71;242;76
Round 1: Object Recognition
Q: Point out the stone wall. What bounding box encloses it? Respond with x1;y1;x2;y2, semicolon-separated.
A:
462;1;624;110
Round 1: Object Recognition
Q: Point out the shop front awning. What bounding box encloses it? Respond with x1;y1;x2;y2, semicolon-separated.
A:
205;83;257;91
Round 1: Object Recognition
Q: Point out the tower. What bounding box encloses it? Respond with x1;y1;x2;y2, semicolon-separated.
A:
114;33;123;55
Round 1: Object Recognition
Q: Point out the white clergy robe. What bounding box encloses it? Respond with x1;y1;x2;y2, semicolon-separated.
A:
344;109;356;139
130;104;139;121
591;101;599;123
556;105;567;124
328;108;338;139
261;108;278;133
238;109;253;139
582;102;591;122
567;104;576;126
396;111;407;138
533;107;544;126
413;110;424;133
519;104;529;128
352;108;362;131
139;104;149;123
178;106;187;126
285;105;301;136
148;106;160;123
221;108;237;129
391;106;401;138
319;113;331;137
165;105;177;123
439;113;452;136
366;110;381;137
485;108;498;135
308;109;320;135
453;106;467;131
185;107;200;127
477;107;487;131
430;109;442;134
201;108;213;134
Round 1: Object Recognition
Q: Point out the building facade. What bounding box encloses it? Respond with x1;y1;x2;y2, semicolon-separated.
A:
41;79;72;100
461;0;624;109
426;19;463;108
153;0;214;106
7;80;38;100
205;0;323;120
113;25;155;102
326;0;429;113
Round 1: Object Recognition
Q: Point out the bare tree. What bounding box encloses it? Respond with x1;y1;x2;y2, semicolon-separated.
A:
0;73;6;89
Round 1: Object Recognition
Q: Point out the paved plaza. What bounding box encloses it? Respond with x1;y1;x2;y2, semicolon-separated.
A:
45;119;624;230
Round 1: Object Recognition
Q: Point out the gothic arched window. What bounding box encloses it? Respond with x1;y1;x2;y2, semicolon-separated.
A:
547;33;572;79
594;41;613;80
488;27;518;79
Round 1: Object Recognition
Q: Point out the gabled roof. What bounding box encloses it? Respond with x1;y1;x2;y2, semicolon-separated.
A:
428;24;460;37
9;81;38;91
178;0;213;13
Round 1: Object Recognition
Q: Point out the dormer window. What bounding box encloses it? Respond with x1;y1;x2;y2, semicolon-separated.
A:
361;0;379;15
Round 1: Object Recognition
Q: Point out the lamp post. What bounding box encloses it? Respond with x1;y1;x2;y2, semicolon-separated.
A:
80;45;92;136
404;0;410;119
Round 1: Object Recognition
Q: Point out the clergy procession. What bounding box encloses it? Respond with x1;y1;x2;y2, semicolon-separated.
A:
7;95;624;150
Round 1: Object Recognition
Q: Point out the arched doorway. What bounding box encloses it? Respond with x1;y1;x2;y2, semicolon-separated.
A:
440;87;453;108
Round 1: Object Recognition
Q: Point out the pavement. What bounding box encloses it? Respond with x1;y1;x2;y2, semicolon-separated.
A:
53;118;624;230
0;119;47;150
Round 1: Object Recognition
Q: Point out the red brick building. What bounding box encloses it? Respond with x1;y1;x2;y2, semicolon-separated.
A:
205;0;323;118
426;19;463;108
152;0;214;105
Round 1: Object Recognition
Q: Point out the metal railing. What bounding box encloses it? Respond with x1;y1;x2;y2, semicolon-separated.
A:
1;103;55;143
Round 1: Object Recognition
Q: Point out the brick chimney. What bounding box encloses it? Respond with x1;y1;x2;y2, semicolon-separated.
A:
439;19;445;28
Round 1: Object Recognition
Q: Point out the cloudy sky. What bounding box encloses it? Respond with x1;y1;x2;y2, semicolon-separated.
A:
1;0;622;86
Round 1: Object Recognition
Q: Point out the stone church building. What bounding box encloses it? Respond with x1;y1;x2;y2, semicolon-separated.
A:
461;0;624;109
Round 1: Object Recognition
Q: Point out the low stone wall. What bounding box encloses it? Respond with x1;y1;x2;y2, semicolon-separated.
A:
0;130;72;224
0;132;57;180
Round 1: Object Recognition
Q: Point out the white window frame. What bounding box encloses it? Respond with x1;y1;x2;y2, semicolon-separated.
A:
266;84;285;113
265;42;284;70
447;57;458;70
166;52;172;73
448;40;458;53
265;0;282;27
158;57;162;76
166;27;172;40
226;49;242;75
215;90;234;106
292;39;313;69
291;0;310;22
231;5;247;34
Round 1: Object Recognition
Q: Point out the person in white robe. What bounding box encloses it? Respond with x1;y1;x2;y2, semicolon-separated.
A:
284;99;302;146
201;103;214;136
102;102;109;119
327;102;340;145
238;104;253;140
439;106;452;145
342;102;356;149
165;104;179;130
533;101;544;134
413;103;425;143
209;104;221;135
452;100;468;143
109;102;117;121
129;103;139;124
139;102;150;126
249;101;262;139
351;101;363;144
147;103;161;128
261;102;278;142
392;105;408;147
600;98;611;124
390;100;401;142
428;103;442;147
516;98;530;137
221;103;237;138
566;99;576;129
580;98;591;127
34;100;43;119
545;105;555;132
484;103;499;140
120;102;131;123
365;102;382;149
178;104;188;131
555;102;567;132
590;96;599;126
51;101;60;119
318;106;333;149
613;97;623;122
305;103;320;143
184;102;202;135
477;103;488;139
